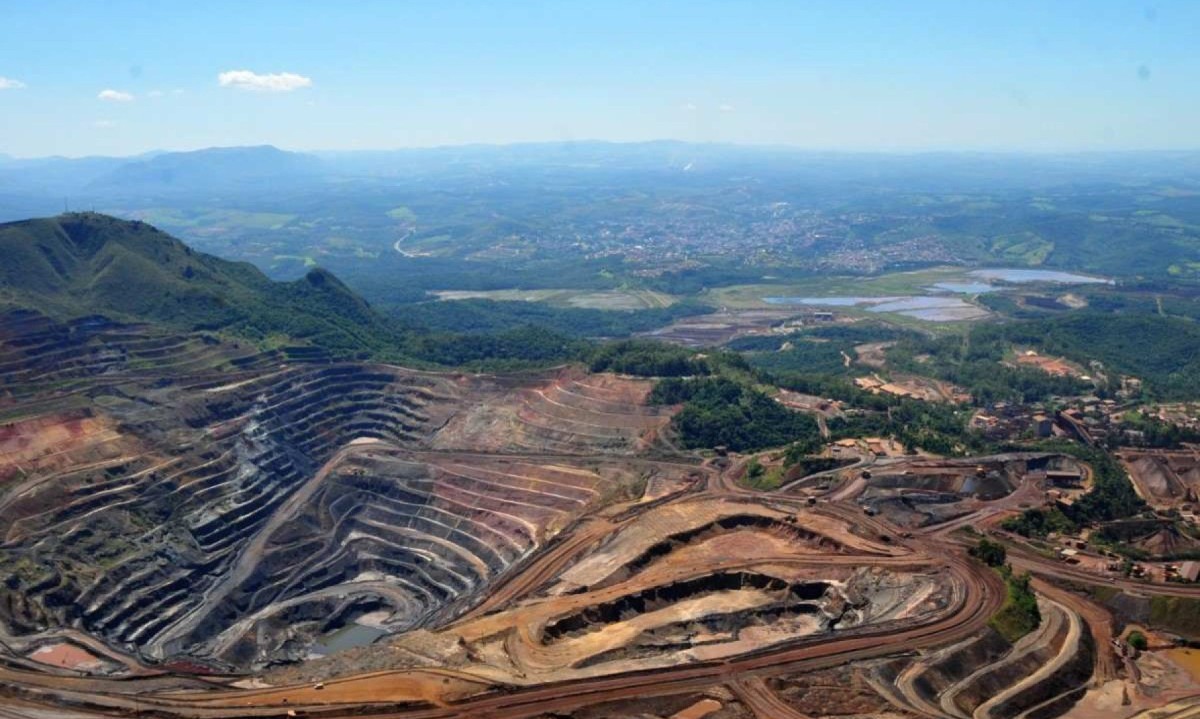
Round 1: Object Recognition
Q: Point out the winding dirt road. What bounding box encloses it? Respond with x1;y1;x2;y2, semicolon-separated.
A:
2;447;1141;719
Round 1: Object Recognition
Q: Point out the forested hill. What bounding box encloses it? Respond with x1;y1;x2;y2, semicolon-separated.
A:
0;213;595;367
0;213;404;356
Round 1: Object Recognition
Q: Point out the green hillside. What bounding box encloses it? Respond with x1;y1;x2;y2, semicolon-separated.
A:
0;213;404;356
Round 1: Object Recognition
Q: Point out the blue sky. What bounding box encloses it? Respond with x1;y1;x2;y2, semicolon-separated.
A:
0;0;1195;156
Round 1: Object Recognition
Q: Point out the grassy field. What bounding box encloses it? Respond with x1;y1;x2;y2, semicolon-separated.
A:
432;288;678;310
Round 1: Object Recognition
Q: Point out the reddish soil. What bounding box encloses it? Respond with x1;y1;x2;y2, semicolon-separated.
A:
433;371;672;455
0;412;132;485
1015;352;1082;377
27;643;109;672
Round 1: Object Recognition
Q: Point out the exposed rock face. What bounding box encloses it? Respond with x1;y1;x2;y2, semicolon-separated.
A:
0;312;672;669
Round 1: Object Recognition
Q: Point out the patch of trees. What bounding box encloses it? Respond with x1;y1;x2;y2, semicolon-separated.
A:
640;264;818;295
824;400;985;456
976;313;1200;401
345;255;627;296
743;458;784;490
989;567;1041;643
784;454;853;477
589;340;711;377
1093;519;1163;544
729;323;905;352
1065;445;1145;524
886;329;1091;404
649;377;703;404
402;325;586;368
761;367;990;456
1128;630;1148;651
970;538;1008;567
395;298;711;339
652;377;821;452
730;324;908;377
735;339;853;376
1001;506;1076;538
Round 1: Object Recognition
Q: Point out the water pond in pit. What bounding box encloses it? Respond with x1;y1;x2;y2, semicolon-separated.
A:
1166;647;1200;684
308;622;388;657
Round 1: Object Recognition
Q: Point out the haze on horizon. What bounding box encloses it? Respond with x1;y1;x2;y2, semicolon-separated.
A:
1;0;1197;158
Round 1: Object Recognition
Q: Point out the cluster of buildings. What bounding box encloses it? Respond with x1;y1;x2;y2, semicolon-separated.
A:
1145;402;1200;432
855;375;945;402
560;209;959;274
818;235;956;273
969;389;1158;447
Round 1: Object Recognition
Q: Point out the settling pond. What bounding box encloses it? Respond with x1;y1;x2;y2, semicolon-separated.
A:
763;268;1111;321
308;622;388;657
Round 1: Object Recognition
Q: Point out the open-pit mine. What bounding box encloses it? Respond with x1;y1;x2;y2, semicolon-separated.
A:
0;307;1190;719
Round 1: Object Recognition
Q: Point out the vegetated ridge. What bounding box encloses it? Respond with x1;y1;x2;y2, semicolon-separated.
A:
0;213;419;359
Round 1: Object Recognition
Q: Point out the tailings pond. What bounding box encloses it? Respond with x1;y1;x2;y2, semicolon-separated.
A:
763;268;1111;321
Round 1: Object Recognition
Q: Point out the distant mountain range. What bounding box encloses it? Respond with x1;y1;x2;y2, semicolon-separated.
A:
85;145;326;195
0;146;325;203
5;143;1200;205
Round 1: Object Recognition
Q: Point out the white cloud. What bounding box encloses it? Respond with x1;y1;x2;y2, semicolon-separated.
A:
0;76;26;90
147;89;164;98
92;119;117;129
98;89;134;102
172;88;185;95
719;103;735;112
682;102;697;111
218;69;312;92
